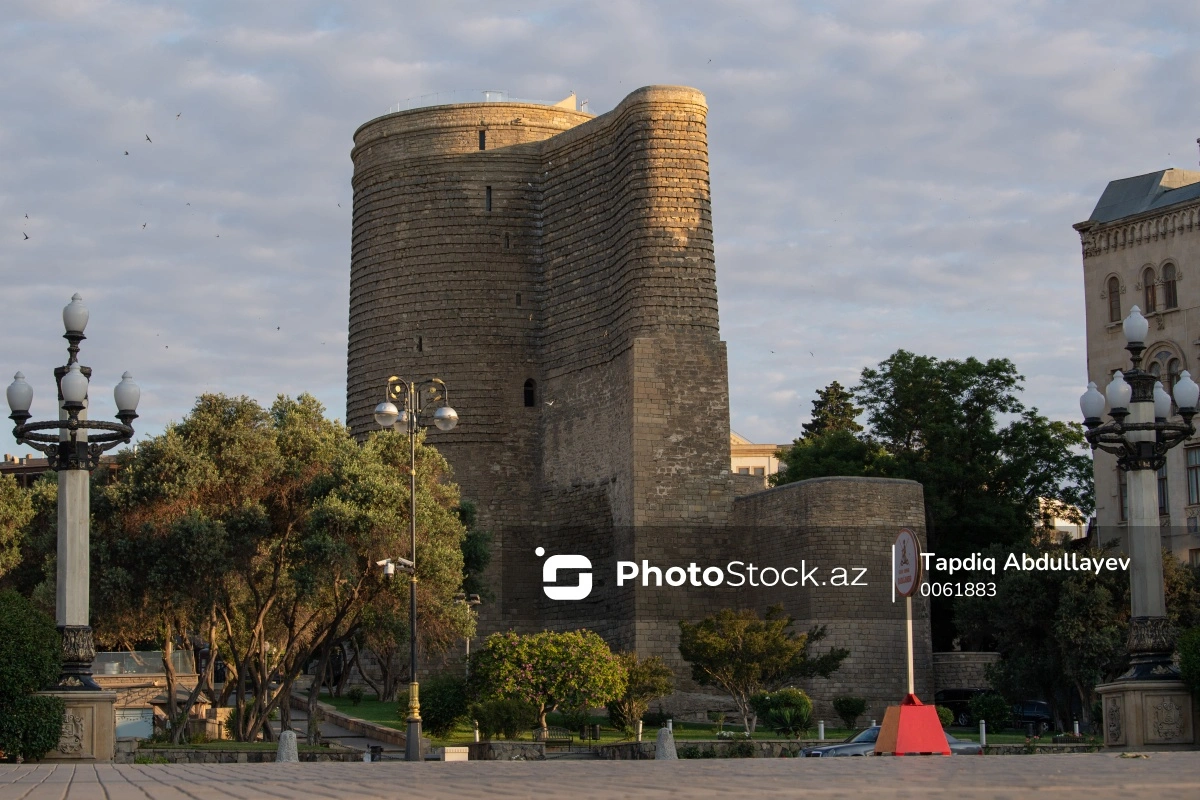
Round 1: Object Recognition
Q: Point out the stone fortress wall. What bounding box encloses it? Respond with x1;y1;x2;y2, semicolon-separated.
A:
347;86;930;718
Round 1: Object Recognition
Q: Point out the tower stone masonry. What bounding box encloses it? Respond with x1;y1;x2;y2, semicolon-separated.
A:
347;85;932;719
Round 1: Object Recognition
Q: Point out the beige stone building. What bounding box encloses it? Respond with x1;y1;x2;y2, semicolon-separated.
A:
729;431;784;480
1075;168;1200;566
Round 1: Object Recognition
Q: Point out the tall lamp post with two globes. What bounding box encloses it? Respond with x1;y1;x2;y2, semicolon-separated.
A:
1080;304;1199;748
6;293;141;694
373;375;458;762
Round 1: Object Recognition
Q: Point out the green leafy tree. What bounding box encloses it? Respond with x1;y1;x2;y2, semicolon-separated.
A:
81;393;470;743
606;652;676;733
678;605;848;733
0;589;66;761
0;474;33;581
417;672;470;738
774;351;1094;647
801;381;863;438
749;687;813;738
469;629;627;732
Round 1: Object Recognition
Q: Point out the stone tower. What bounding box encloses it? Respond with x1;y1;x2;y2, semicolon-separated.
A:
348;86;732;533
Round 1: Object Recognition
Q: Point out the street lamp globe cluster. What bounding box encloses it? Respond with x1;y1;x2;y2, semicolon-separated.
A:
373;375;458;761
6;293;140;689
1079;304;1198;678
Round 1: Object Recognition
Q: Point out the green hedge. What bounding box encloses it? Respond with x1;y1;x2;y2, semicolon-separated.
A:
0;694;66;761
0;591;64;761
1179;627;1200;697
418;673;469;738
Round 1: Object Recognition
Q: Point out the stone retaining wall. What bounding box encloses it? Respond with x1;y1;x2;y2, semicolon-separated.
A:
113;739;359;764
467;742;546;761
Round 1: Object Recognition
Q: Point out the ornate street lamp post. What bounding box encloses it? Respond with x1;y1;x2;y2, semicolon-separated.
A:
6;294;141;689
374;376;458;762
1081;305;1199;748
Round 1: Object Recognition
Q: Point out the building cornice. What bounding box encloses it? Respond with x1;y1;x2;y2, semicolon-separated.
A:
1077;200;1200;258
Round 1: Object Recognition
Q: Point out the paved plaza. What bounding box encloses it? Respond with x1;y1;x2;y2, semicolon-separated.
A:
3;752;1199;799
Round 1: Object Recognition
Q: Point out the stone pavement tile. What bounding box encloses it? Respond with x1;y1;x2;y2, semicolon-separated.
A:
4;752;1200;800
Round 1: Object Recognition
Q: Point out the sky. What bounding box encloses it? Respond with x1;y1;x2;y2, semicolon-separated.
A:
3;0;1199;456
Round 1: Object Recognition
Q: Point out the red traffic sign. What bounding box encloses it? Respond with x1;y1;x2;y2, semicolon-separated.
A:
893;527;922;597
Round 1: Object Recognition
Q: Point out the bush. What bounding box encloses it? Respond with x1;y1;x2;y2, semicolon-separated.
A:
749;688;813;738
419;673;469;738
968;693;1012;729
1179;627;1200;697
559;706;591;732
936;705;953;728
471;698;538;741
725;739;756;758
0;590;61;707
0;693;66;762
347;687;365;707
605;652;674;735
643;708;670;729
832;696;867;729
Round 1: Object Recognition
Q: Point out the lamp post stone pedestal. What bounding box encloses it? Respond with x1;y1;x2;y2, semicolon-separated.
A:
1082;306;1197;751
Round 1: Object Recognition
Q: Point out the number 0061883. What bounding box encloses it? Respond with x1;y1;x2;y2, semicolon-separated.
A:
919;581;996;597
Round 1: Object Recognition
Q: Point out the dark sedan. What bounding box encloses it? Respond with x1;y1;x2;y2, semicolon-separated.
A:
802;726;983;756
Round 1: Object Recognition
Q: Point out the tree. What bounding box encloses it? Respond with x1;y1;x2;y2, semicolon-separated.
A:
469;629;627;732
774;350;1094;648
678;605;848;732
606;652;676;734
801;381;863;438
0;474;33;581
83;393;470;743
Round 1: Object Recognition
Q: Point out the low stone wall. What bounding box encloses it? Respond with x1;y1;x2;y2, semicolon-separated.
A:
596;742;657;760
598;740;814;759
983;744;1100;756
113;739;359;764
467;742;546;761
289;695;411;748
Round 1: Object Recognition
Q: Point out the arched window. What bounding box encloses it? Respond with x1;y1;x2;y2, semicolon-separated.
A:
1147;348;1184;397
1108;276;1121;322
1143;267;1157;312
1162;263;1178;309
524;379;536;407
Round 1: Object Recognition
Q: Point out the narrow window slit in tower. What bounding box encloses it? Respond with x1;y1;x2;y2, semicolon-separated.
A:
486;186;492;212
524;379;536;408
416;336;423;353
516;292;522;307
479;130;486;150
505;233;511;249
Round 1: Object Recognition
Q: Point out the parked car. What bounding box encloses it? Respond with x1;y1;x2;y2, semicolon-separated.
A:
933;688;989;727
802;726;983;756
1011;700;1054;732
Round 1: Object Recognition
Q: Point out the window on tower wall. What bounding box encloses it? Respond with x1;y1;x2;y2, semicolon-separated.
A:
1162;263;1178;309
1143;267;1157;312
1108;276;1121;322
524;379;536;407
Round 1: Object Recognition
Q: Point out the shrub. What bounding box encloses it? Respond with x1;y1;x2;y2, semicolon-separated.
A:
0;591;64;761
749;688;813;738
471;698;538;741
419;673;469;738
347;687;365;707
832;696;867;730
936;705;953;728
605;652;674;735
0;590;61;707
0;693;66;762
559;706;591;732
968;693;1012;729
725;739;756;758
678;744;701;759
643;708;670;728
1179;627;1200;697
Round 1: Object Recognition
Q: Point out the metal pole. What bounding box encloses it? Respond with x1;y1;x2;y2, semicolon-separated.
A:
405;382;423;762
905;595;914;696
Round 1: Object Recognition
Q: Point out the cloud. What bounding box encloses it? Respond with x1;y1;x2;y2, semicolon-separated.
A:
2;0;1197;459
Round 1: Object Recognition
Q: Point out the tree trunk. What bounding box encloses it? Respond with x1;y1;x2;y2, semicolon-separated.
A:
307;640;333;746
